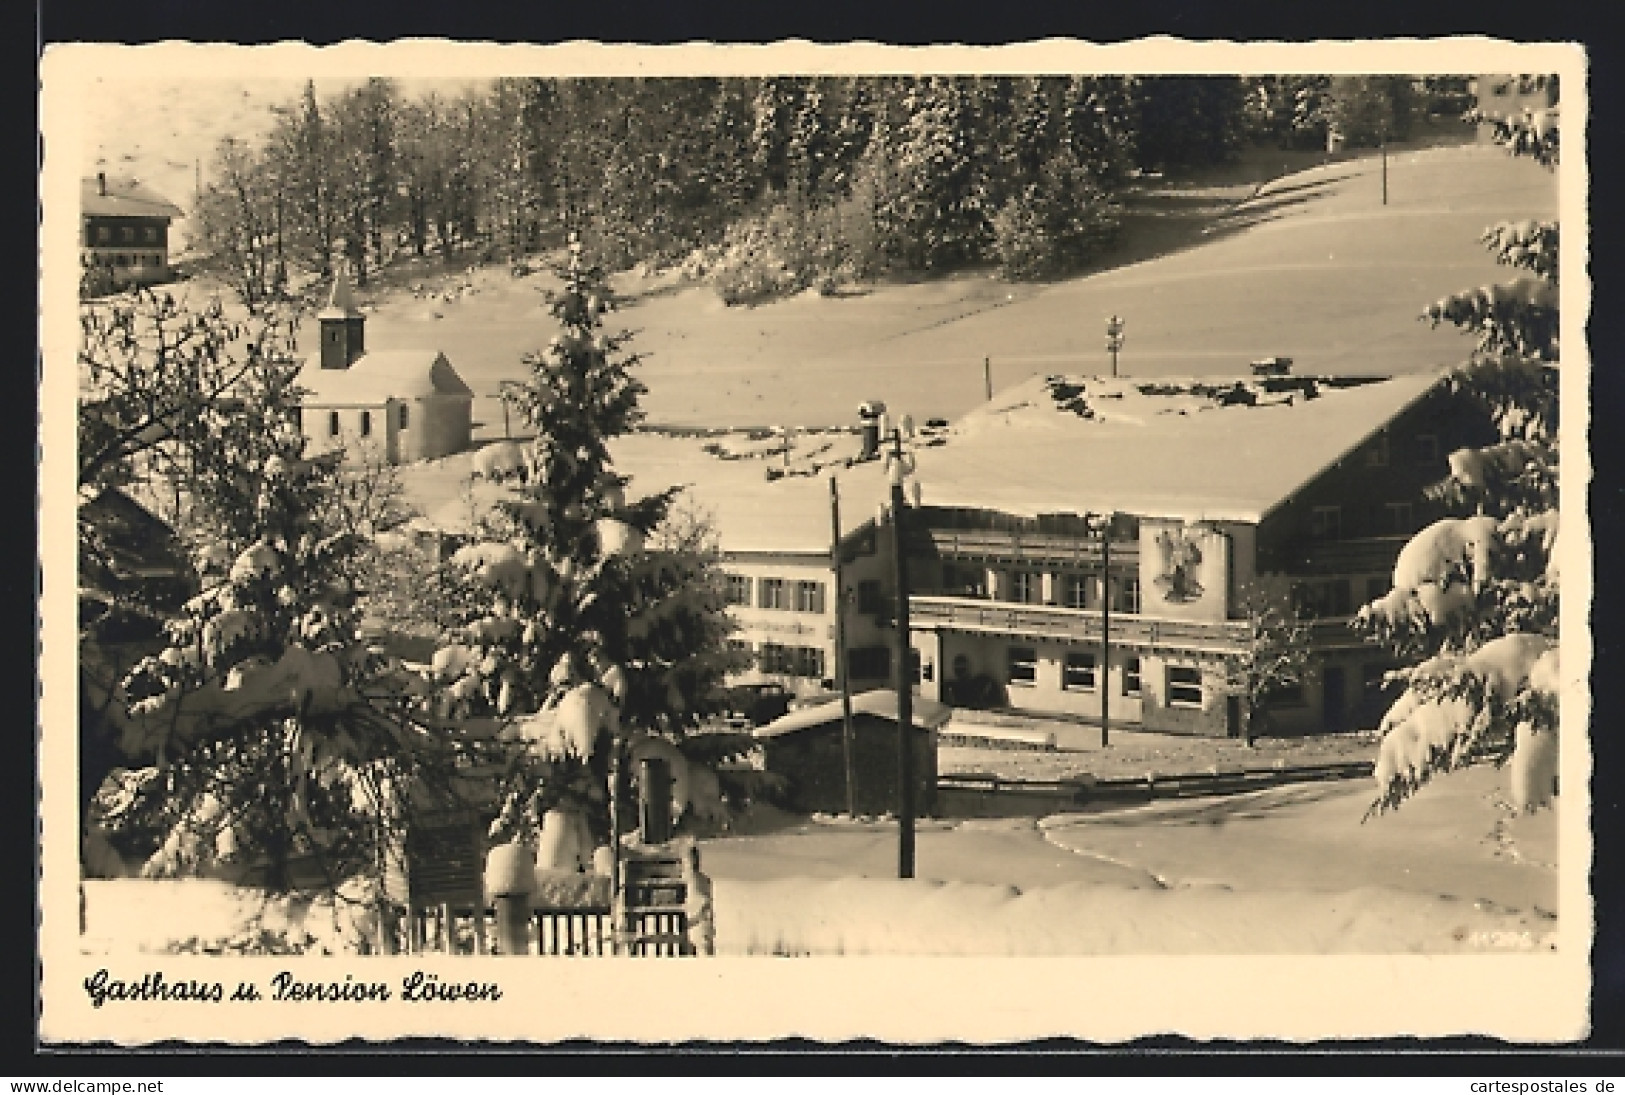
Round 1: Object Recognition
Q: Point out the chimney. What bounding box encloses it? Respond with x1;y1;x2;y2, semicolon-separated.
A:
97;171;107;196
317;267;366;370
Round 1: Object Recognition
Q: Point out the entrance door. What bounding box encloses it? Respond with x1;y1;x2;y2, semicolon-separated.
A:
1225;695;1242;738
1322;666;1347;732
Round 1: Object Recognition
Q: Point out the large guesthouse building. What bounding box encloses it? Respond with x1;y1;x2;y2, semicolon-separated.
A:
895;370;1492;737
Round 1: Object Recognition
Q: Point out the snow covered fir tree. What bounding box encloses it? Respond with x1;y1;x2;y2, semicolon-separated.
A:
1356;86;1563;816
424;237;737;867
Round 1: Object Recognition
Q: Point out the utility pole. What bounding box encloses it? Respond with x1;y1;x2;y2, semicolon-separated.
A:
1381;129;1389;206
830;476;857;818
983;356;993;401
888;428;916;879
1105;315;1126;378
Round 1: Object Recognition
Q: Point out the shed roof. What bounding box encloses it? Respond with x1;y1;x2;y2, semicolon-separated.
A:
296;350;475;406
754;689;953;739
82;176;184;221
909;371;1445;524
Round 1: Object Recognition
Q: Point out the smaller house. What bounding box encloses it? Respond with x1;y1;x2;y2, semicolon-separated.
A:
81;173;184;286
295;273;475;464
1473;74;1560;142
754;689;948;816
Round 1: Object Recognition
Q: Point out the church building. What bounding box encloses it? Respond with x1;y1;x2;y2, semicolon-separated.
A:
295;273;475;464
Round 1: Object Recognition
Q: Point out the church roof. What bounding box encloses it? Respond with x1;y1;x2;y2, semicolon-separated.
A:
317;269;364;322
296;350;475;406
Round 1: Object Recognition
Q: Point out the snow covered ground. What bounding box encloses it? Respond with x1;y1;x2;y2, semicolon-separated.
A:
699;765;1558;954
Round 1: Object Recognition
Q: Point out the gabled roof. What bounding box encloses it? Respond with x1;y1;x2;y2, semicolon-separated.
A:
82;176;184;221
906;371;1446;525
296;350;475;405
754;689;953;739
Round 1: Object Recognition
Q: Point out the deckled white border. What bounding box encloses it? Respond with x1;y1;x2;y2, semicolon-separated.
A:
38;37;1592;1045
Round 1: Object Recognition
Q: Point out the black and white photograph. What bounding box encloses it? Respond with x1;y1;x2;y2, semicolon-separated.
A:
37;39;1590;1045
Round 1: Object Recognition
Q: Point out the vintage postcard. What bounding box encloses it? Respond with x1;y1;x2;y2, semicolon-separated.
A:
38;37;1591;1046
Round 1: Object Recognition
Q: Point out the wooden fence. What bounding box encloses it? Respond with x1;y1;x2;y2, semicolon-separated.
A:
403;902;692;957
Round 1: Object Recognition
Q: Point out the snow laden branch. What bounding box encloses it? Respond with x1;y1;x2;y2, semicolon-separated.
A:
1358;98;1562;817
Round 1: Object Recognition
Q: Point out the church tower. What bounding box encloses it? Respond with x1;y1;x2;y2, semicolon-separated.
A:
318;268;366;370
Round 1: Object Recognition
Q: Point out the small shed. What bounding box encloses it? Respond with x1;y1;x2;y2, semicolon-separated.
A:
753;689;948;816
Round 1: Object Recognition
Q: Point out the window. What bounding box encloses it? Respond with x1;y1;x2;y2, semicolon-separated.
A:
724;574;752;606
1063;650;1097;691
292;407;302;429
1122;657;1142;697
1011;571;1041;604
360;410;372;437
1310;506;1342;540
726;638;751;658
847;646;891;681
121;226;134;242
1365;434;1390;467
758;643;789;674
792;646;826;679
759;578;789;610
1167;665;1203;708
857;579;884;615
1007;646;1037;687
794;580;826;614
96;226;110;243
1415;434;1440;465
1384;501;1413;534
1061;574;1090;610
1115;576;1141;615
399;404;410;430
144;226;158;242
328;411;341;437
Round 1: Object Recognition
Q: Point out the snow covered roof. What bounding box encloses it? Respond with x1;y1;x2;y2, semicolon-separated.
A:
82;175;184;220
754;689;954;739
296;350;475;406
608;432;896;556
909;371;1446;524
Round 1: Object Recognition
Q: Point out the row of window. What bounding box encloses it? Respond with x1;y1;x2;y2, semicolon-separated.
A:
1005;647;1172;701
725;574;827;613
92;225;162;244
938;563;1142;612
1363;432;1441;469
1292;574;1393;619
305;406;411;438
727;639;895;682
1310;501;1419;540
89;252;165;269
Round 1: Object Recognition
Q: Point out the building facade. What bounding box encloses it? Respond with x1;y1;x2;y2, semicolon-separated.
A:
81;173;184;287
1473;74;1560;142
295;273;475;464
896;372;1494;737
718;526;895;700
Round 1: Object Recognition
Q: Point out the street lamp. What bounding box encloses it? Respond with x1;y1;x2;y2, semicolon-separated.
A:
882;417;923;879
1088;511;1120;748
1105;315;1126;378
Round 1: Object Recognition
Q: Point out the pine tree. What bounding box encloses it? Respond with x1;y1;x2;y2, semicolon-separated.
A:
1355;83;1561;815
429;239;736;846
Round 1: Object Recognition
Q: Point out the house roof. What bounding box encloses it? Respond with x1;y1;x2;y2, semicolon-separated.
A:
296;350;475;406
82;176;184;221
754;689;954;739
906;371;1446;525
609;432;895;556
79;487;190;583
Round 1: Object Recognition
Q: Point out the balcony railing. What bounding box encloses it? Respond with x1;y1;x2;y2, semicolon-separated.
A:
909;595;1253;653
